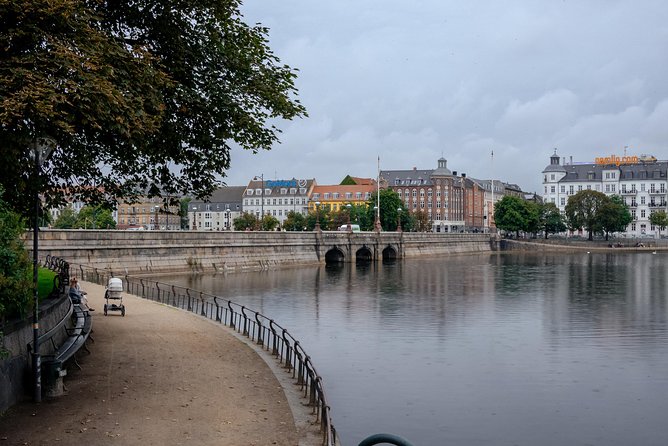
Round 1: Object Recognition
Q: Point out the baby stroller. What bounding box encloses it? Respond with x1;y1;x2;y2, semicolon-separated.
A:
104;277;126;316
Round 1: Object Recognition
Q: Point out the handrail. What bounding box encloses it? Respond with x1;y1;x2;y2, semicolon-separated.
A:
73;263;337;446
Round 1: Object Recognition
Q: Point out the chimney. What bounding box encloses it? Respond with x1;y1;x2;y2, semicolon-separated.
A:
570;156;573;165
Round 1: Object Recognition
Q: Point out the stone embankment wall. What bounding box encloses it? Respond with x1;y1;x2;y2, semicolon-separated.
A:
1;295;70;413
501;238;666;253
27;230;496;275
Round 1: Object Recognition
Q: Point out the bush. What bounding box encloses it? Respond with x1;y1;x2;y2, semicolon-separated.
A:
0;189;32;323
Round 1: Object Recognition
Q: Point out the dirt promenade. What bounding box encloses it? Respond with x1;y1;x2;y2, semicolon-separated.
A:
0;281;309;445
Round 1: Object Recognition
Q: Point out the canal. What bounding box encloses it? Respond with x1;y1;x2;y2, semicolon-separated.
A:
158;252;668;446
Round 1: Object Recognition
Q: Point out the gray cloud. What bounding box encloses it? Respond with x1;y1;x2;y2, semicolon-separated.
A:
224;1;668;194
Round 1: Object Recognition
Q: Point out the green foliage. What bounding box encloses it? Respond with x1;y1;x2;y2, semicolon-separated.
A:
650;210;668;235
233;212;259;231
367;189;403;231
494;196;527;237
0;0;306;217
260;214;279;231
565;190;612;240
283;211;307;231
179;198;192;229
0;187;31;322
598;195;632;240
306;207;333;230
540;202;567;238
75;205;116;229
53;207;78;229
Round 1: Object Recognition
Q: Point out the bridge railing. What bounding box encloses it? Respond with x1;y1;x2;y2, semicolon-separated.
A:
73;264;337;446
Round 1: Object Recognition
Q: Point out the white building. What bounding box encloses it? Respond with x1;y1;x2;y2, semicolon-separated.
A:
189;186;245;231
242;178;315;225
542;150;668;237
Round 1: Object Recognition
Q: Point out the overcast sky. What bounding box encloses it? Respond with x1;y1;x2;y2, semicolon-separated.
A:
224;1;668;193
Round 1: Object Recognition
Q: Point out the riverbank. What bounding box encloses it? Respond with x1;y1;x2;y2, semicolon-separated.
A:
0;281;316;445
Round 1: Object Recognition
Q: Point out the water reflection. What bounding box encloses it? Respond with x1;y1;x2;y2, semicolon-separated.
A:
158;252;668;446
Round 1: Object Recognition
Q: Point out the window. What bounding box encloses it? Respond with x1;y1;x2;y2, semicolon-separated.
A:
324;193;330;199
578;185;583;191
560;197;565;206
280;188;287;195
551;174;555;180
356;192;362;199
255;189;262;195
290;188;297;195
641;196;646;205
550;186;555;193
247;189;254;196
611;184;615;192
313;193;320;199
641;210;646;218
641;183;646;191
345;192;352;199
561;185;566;193
265;189;272;195
412;189;417;198
569;185;574;194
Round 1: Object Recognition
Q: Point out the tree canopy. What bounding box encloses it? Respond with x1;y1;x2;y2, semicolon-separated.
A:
0;0;306;217
649;210;668;236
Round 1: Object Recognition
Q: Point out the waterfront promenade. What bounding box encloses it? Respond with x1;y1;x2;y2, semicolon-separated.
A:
0;281;311;445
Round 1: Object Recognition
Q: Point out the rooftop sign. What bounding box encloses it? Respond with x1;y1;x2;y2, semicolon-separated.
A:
595;155;638;166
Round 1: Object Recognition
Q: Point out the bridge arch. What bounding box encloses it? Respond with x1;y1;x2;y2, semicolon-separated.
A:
355;246;373;264
325;247;345;264
382;245;398;262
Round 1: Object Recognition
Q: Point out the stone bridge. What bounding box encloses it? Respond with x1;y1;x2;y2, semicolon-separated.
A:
27;230;497;274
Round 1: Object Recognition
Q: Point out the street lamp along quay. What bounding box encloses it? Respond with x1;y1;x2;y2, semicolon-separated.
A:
314;201;321;231
397;208;402;232
31;136;56;403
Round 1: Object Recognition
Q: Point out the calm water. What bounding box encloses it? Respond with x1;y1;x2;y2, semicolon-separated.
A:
159;253;668;446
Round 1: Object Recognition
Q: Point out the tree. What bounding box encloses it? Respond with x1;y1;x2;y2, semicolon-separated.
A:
233;213;259;231
564;190;608;240
0;186;31;322
283;211;306;231
260;214;279;231
76;205;116;229
412;210;431;232
540;202;566;239
179;198;192;230
367;189;403;231
53;207;78;229
494;196;527;238
0;0;306;217
650;210;668;237
598;195;632;240
523;201;542;237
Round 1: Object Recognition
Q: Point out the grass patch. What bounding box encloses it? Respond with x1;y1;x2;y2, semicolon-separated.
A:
36;268;57;299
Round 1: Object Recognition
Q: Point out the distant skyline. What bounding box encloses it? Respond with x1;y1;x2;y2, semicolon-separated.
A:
222;1;668;193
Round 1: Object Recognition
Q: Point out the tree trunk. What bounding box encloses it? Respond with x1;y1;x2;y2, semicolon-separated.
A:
588;229;593;241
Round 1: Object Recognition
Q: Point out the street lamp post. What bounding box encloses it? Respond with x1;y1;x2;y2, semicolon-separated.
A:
346;203;352;232
154;206;159;230
374;205;381;232
192;206;197;230
314;201;321;231
397;208;402;232
31;137;55;403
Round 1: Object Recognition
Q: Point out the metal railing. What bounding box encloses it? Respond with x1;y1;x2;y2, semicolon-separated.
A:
43;255;70;298
73;264;337;446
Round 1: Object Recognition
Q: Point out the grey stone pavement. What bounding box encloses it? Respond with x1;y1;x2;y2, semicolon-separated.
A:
0;281;319;445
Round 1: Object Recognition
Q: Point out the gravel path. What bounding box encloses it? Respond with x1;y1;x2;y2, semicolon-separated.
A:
0;281;311;445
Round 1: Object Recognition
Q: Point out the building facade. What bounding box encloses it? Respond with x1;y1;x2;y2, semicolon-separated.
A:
542;150;668;236
189;186;245;231
117;196;179;230
308;184;376;213
242;178;315;225
380;158;489;232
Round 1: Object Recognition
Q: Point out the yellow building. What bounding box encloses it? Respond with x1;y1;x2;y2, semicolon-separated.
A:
308;184;376;212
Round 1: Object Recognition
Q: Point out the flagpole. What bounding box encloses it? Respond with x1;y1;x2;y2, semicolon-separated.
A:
376;156;381;232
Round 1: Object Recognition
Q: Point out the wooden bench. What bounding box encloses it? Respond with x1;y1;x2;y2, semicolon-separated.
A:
37;299;94;397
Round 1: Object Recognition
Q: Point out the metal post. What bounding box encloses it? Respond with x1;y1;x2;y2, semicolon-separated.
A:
397;208;402;232
314;201;321;231
32;147;41;403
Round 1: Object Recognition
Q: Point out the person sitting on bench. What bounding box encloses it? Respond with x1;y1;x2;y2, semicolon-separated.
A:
69;277;95;312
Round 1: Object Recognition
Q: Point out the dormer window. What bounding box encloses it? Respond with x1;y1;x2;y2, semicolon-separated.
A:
247;189;254;196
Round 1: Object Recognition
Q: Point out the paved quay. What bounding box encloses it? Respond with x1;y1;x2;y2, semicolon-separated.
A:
0;281;314;446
